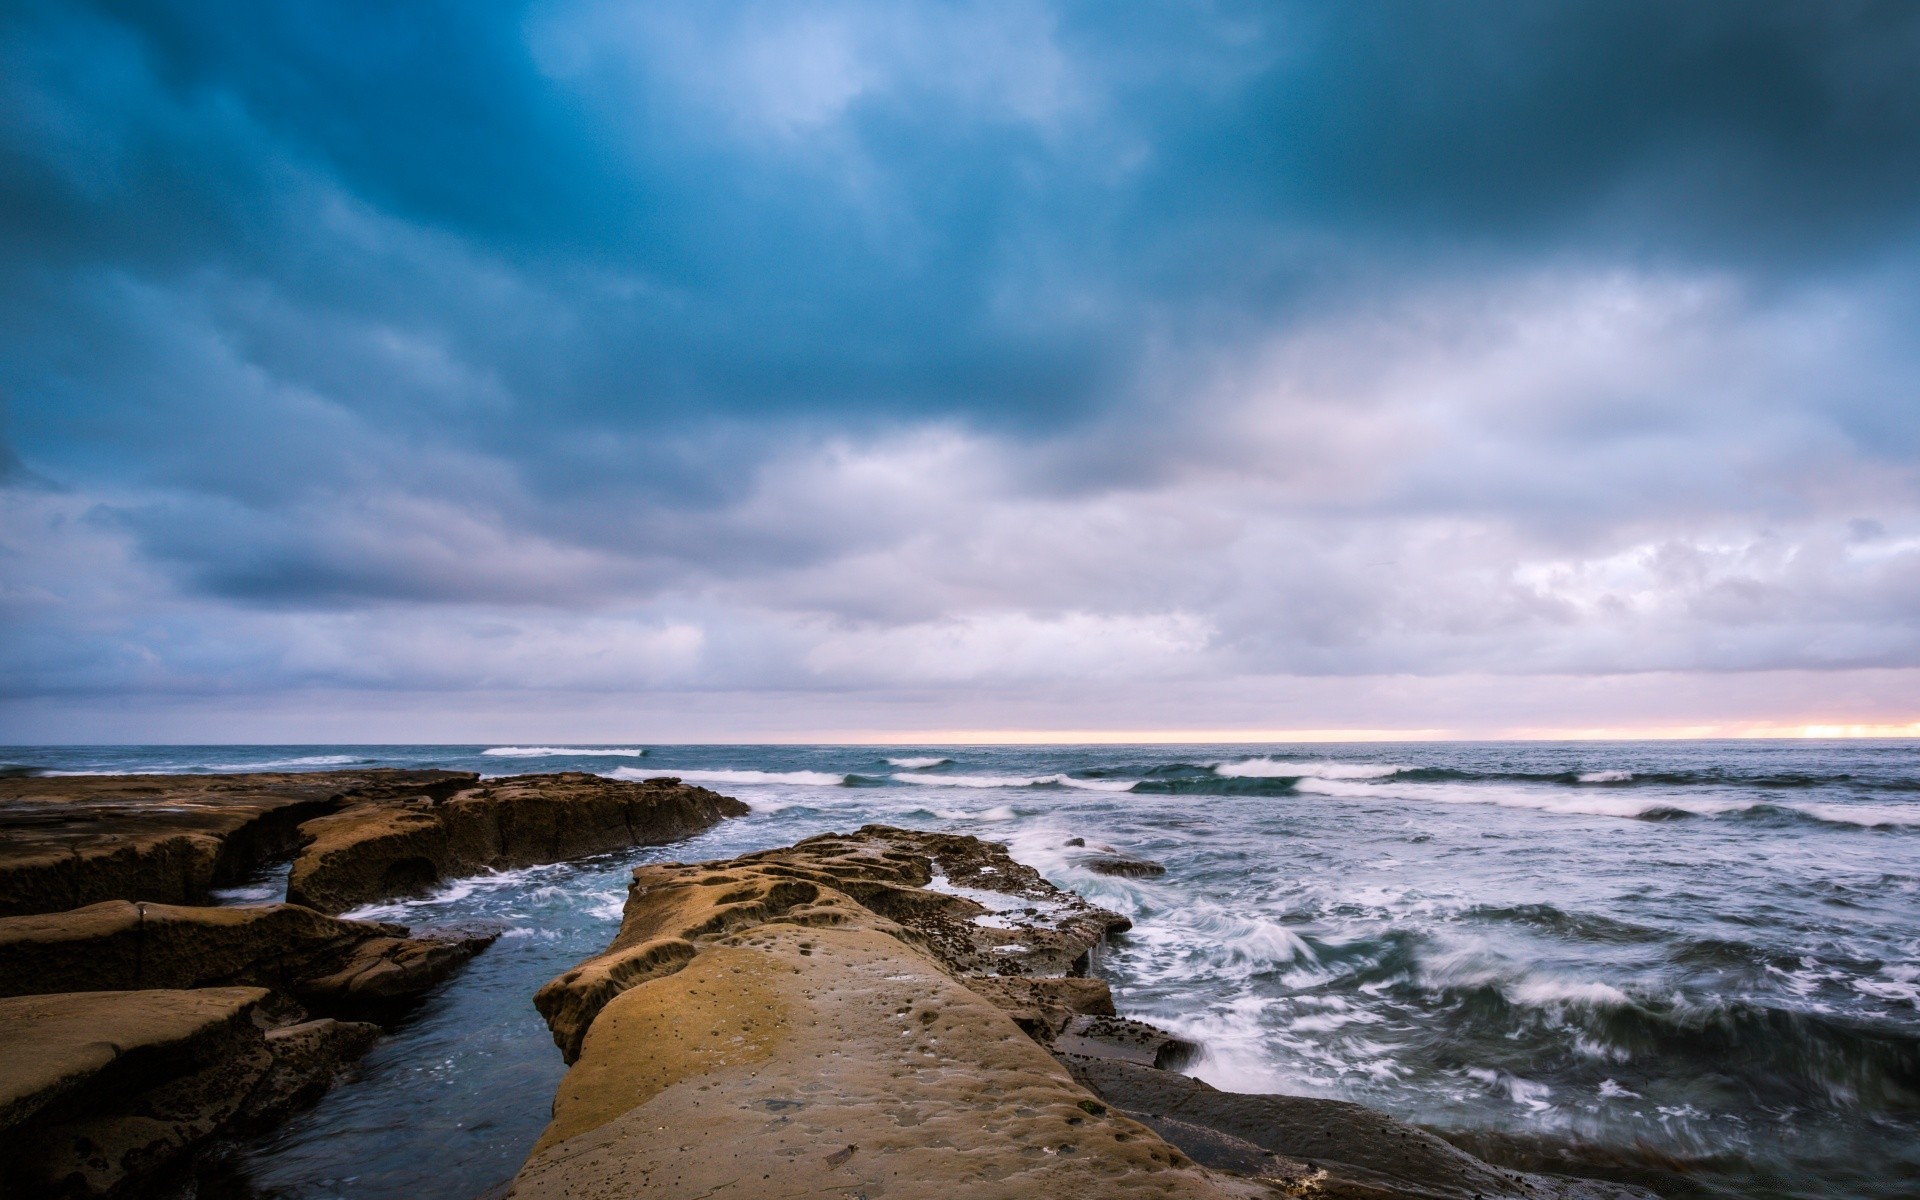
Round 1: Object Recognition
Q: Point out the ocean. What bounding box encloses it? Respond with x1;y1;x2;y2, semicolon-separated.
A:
6;741;1916;1199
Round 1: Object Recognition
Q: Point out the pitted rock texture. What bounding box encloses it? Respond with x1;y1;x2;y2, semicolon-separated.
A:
0;988;376;1199
533;825;1131;1063
518;926;1273;1199
516;828;1287;1198
522;826;1654;1200
285;772;749;914
0;771;474;917
0;900;492;1014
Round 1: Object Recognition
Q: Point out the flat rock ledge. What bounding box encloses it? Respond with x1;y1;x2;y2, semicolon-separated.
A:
0;770;472;917
0;900;494;1015
285;772;749;914
0;769;750;918
0;769;751;1197
514;826;1655;1200
0;988;379;1198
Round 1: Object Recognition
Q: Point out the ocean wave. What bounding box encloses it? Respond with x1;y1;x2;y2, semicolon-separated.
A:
1576;770;1635;783
893;772;1135;791
613;767;849;787
1297;776;1750;820
1791;802;1920;829
1400;952;1920;1112
1464;902;1664;945
1215;757;1404;779
482;746;647;757
886;756;953;769
209;754;364;770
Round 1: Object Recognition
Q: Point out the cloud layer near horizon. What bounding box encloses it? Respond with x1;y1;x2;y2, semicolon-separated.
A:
3;1;1919;739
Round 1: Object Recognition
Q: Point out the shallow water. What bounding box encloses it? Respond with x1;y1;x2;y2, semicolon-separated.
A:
7;741;1918;1199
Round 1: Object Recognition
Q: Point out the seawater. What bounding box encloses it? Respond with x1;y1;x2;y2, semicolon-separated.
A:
5;741;1917;1199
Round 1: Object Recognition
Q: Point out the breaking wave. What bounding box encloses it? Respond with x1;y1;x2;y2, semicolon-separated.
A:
1213;757;1404;779
887;756;954;769
893;772;1135;791
482;747;647;757
614;767;851;787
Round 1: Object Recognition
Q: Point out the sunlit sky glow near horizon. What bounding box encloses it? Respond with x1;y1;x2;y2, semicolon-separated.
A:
2;1;1918;743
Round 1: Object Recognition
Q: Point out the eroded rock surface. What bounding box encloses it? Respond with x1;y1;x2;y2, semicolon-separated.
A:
518;826;1274;1198
286;772;749;913
518;826;1654;1200
0;900;492;1014
0;770;475;917
0;988;376;1198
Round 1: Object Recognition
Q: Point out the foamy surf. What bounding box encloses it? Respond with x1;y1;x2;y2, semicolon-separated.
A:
482;747;647;757
887;756;954;769
208;754;362;770
614;767;850;787
1295;775;1751;820
893;771;1135;791
1214;757;1404;779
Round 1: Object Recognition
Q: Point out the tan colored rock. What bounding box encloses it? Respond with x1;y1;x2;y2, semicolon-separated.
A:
0;900;492;1013
285;772;749;914
0;988;377;1198
532;826;1131;1064
519;825;1653;1200
514;925;1275;1199
514;828;1290;1198
0;770;475;917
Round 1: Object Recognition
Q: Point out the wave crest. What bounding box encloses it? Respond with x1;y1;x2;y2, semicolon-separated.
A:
483;747;647;757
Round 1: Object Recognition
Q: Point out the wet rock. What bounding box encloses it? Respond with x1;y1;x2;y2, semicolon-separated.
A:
1081;855;1167;878
958;975;1117;1040
285;772;749;914
1063;1056;1657;1200
0;771;475;917
0;899;493;1016
1053;1014;1198;1070
0;988;377;1198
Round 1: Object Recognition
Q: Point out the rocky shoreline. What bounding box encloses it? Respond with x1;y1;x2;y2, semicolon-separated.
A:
0;769;747;1198
0;773;1657;1199
511;825;1654;1200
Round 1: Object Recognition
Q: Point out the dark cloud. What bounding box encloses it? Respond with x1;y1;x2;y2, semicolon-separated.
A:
2;0;1919;731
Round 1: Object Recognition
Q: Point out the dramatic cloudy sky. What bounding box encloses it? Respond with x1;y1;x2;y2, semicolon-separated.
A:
3;0;1919;741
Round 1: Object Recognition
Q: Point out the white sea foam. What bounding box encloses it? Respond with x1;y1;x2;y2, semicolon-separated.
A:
482;746;647;757
210;754;361;770
1295;775;1746;820
893;772;1134;791
1509;978;1634;1008
614;767;848;787
1576;770;1635;783
1792;802;1920;828
887;756;953;769
1214;757;1403;779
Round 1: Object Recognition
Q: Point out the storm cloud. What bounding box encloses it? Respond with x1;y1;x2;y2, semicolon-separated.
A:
3;0;1918;739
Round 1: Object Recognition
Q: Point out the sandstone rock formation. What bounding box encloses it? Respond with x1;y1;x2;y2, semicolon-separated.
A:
0;770;475;917
0;988;377;1198
0;768;752;1197
285;772;749;913
515;826;1655;1200
0;769;749;918
0;900;492;1014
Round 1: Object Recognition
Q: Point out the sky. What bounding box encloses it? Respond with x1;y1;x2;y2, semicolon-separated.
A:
2;0;1919;743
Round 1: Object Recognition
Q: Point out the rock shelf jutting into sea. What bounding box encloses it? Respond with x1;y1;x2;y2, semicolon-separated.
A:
0;741;1915;1199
